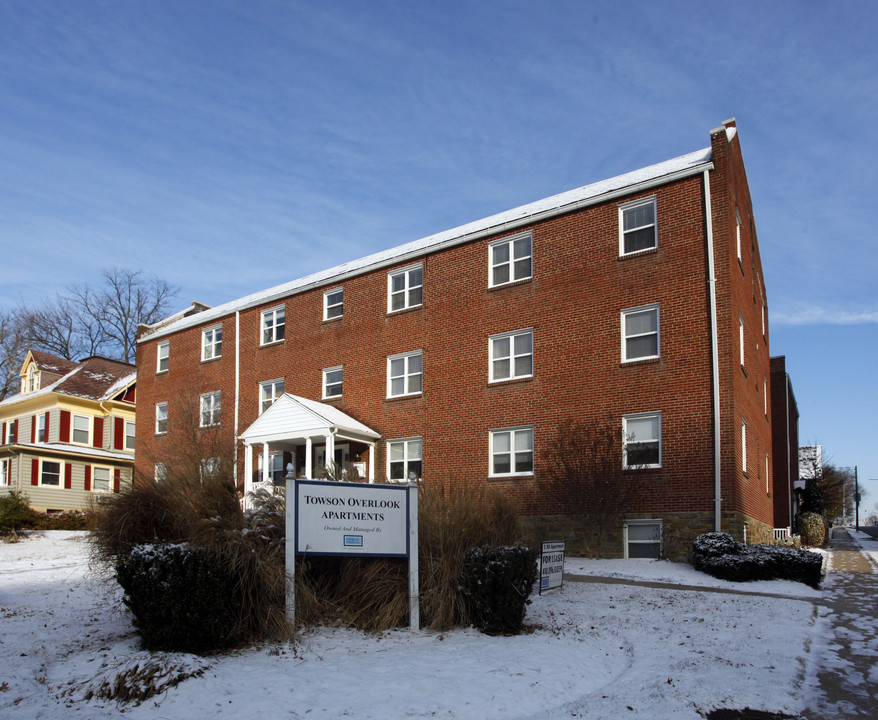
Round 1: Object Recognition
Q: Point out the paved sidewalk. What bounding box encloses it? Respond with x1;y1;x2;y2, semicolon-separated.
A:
803;528;878;720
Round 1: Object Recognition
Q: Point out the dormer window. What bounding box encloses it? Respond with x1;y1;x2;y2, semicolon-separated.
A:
24;364;40;394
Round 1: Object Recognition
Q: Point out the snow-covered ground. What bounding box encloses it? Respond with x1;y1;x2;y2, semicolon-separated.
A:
1;531;830;719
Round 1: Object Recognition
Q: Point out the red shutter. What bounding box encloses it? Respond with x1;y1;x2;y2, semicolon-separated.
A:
84;466;91;492
114;417;124;450
60;411;71;442
113;468;121;493
31;415;36;443
93;417;104;449
64;463;72;489
31;458;39;486
44;412;50;442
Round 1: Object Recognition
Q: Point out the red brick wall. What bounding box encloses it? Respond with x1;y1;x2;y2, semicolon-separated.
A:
136;134;772;531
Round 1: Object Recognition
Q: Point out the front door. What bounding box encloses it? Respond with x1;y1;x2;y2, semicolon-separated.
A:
315;443;350;478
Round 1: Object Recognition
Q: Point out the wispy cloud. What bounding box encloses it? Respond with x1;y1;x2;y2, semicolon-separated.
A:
771;305;878;326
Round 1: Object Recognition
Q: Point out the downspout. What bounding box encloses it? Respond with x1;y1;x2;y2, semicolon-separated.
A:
785;374;792;528
703;169;723;532
234;310;240;484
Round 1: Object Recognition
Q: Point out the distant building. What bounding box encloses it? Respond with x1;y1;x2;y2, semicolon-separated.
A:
135;119;777;560
799;445;823;480
0;351;136;512
770;356;800;529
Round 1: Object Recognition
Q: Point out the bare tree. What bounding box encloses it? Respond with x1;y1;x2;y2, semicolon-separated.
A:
542;417;643;558
0;309;28;401
12;267;177;366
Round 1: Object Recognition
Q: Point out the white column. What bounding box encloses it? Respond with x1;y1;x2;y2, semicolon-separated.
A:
244;442;253;497
368;441;376;483
262;442;270;483
305;437;313;479
326;433;335;471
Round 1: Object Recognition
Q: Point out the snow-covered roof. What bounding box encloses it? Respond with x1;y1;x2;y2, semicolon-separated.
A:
9;442;134;462
142;147;714;341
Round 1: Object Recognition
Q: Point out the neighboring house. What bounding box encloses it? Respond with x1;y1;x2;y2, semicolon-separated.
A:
0;350;136;512
770;356;800;532
135;119;778;560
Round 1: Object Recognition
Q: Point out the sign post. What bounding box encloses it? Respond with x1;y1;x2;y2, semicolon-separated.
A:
286;474;419;631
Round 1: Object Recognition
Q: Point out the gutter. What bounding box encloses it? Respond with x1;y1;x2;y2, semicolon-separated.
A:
703;169;723;532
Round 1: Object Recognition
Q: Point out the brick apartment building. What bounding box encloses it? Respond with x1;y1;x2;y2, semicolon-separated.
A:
770;355;800;534
135;119;778;560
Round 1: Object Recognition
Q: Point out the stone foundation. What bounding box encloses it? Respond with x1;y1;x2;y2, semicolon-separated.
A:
519;510;777;563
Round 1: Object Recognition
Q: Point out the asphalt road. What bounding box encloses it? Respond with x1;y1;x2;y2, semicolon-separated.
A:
859;525;878;540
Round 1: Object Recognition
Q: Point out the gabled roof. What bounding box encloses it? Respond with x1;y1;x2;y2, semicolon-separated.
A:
141;146;714;342
1;351;136;409
240;394;380;446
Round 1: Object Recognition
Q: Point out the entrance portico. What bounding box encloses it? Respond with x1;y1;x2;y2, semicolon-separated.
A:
239;394;381;498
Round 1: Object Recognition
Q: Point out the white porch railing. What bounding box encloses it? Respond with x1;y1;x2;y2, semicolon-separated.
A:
774;527;791;541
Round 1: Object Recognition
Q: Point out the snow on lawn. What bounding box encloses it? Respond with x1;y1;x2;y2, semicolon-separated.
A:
1;532;824;719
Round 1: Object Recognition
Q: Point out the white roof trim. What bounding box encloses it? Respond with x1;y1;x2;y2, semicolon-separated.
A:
142;147;713;341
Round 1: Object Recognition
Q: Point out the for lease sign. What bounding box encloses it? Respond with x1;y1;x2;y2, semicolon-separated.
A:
540;541;565;593
295;479;410;557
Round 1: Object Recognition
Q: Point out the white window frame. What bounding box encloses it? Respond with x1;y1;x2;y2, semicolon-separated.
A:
157;341;169;373
387;350;423;398
741;417;748;474
92;466;111;493
37;413;47;443
1;458;9;486
736;211;743;263
489;426;534;477
261;306;286;345
623;412;662;469
39;459;62;487
766;453;771;495
387;264;423;313
322;366;343;399
155;402;168;435
623;519;663;559
201;325;222;361
387;437;423;483
201;457;221;480
257;451;285;484
764;378;768;416
324;287;344;320
125;421;136;451
155;462;167;483
739;315;745;368
489;231;532;288
489;329;534;383
200;392;221;427
621;304;660;362
259;379;284;414
71;413;91;446
619;196;657;255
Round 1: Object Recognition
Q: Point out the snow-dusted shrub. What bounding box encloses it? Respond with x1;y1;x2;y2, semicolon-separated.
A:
0;490;35;534
795;511;829;548
115;542;244;653
692;532;823;588
461;544;539;635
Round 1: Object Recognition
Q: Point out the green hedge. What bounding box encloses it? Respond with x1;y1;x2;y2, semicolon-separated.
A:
461;544;539;635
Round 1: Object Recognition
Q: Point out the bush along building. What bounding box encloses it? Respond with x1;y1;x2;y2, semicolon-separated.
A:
0;351;136;512
135;119;783;561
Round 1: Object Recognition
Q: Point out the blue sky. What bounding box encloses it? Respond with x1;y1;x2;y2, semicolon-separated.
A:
2;0;877;510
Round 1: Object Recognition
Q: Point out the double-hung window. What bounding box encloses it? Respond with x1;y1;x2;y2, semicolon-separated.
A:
260;379;284;413
157;341;169;373
324;288;344;320
72;414;90;445
261;306;285;345
155;462;168;483
388;265;423;312
40;459;61;486
490;329;533;382
489;232;532;287
622;304;660;361
623;412;661;468
155;403;168;434
201;457;221;480
739;316;746;368
202;325;222;360
1;458;9;486
93;467;111;492
37;413;47;443
741;418;748;474
619;197;657;255
322;366;343;399
200;392;221;427
387;351;423;398
388;438;422;482
125;421;136;451
490;426;534;477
